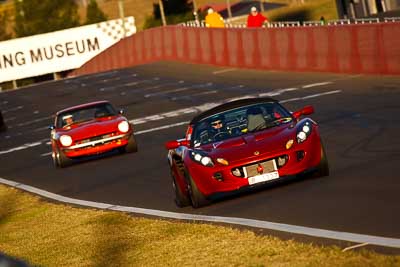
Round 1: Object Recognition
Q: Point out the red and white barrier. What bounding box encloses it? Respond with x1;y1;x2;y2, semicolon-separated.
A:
71;23;400;77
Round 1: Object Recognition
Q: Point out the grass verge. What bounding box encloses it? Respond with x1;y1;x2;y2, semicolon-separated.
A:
0;184;399;266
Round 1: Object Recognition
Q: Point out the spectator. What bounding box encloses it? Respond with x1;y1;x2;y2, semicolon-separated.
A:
320;16;326;25
247;6;267;28
205;8;225;28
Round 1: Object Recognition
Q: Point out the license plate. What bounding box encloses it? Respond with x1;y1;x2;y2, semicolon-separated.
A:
248;171;280;185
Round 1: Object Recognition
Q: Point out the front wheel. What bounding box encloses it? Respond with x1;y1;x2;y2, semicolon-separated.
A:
52;150;60;168
53;148;73;168
171;171;190;208
124;134;138;153
315;143;329;177
186;172;210;208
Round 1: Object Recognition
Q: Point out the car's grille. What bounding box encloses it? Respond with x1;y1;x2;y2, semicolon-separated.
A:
75;132;117;145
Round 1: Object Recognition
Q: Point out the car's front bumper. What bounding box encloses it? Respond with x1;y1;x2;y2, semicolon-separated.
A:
61;133;132;158
187;132;322;197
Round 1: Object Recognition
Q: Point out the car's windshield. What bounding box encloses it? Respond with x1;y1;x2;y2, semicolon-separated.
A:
56;103;117;128
192;102;292;147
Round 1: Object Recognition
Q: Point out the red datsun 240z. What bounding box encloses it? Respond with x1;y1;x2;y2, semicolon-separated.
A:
50;100;137;167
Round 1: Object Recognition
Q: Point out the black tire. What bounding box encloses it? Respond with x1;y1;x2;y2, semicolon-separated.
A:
0;111;6;132
315;143;329;178
186;172;210;208
52;150;60;168
124;134;138;153
54;148;73;168
0;124;6;132
171;171;190;207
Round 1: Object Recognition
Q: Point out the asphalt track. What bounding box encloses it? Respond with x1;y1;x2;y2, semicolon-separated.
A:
1;62;400;253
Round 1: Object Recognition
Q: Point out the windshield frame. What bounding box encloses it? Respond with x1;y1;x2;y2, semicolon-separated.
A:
55;103;118;129
190;102;292;147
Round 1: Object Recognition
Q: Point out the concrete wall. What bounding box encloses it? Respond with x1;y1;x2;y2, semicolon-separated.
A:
70;24;400;77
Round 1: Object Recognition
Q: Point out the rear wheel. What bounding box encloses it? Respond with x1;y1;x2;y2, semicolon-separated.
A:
124;134;138;153
186;172;210;208
315;143;329;177
171;171;190;207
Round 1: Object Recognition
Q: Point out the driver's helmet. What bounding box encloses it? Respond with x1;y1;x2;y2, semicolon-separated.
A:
62;114;73;126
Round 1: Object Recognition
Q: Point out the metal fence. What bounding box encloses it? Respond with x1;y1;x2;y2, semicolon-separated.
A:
181;17;400;28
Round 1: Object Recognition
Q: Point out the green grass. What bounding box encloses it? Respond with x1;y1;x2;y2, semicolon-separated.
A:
0;184;399;266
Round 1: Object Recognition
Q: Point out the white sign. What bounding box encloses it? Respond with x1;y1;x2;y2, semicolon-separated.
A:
0;17;136;83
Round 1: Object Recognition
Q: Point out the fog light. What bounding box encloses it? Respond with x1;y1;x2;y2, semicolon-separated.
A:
277;155;288;168
232;168;242;177
296;150;305;161
213;172;223;181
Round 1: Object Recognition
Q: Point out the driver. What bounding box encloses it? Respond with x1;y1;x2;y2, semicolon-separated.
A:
210;116;229;141
63;114;74;126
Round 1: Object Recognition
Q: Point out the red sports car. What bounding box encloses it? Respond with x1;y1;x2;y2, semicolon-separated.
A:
165;98;329;208
50;100;137;168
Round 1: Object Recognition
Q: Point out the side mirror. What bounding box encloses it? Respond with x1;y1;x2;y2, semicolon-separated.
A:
165;139;189;150
119;109;124;115
293;105;314;119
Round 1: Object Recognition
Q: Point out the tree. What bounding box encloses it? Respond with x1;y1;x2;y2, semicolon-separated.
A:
14;0;80;38
144;0;193;28
85;0;107;25
0;11;11;41
152;0;192;20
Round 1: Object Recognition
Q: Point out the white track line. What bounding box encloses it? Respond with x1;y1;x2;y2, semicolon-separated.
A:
2;106;23;114
213;68;236;75
3;91;341;157
259;88;298;97
0;176;399;248
135;121;189;135
14;116;52;128
129;102;219;125
171;90;218;101
302;82;333;89
0;141;43;155
4;117;16;122
40;122;191;157
144;87;192;98
38;90;342;158
281;90;341;103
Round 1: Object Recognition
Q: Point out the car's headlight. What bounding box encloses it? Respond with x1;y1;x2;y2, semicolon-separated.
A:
296;121;312;143
60;135;73;147
190;151;214;167
118;121;130;133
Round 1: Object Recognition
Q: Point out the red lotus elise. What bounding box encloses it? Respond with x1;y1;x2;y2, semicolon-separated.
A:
50;100;137;168
165;98;329;208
